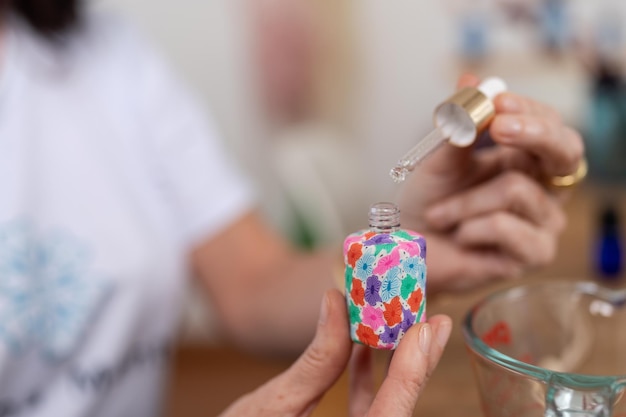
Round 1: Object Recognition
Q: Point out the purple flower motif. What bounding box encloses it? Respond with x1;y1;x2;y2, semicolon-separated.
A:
364;234;393;246
365;275;382;306
380;325;400;344
400;307;416;333
414;236;426;258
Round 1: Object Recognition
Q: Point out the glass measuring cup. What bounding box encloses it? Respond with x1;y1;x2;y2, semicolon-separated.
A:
463;281;626;417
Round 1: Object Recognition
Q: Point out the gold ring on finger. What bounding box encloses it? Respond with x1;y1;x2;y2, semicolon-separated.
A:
548;158;588;188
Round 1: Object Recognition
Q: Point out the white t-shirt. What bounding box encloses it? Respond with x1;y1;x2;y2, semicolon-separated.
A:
0;13;253;417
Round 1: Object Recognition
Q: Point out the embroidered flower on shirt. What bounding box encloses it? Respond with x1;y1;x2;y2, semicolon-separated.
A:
0;219;110;361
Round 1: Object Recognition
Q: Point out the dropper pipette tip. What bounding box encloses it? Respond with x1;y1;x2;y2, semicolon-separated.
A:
389;127;447;183
390;166;410;183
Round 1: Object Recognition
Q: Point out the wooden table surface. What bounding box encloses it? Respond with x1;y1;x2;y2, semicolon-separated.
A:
164;185;626;416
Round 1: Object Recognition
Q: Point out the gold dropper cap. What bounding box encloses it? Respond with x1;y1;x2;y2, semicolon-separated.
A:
434;77;506;147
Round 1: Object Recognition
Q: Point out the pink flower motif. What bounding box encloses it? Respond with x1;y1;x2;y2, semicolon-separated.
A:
373;249;400;275
361;305;385;331
398;241;420;257
378;342;396;350
343;234;363;256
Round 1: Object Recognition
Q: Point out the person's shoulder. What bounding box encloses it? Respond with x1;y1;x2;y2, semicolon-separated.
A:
60;10;182;105
75;11;163;72
9;10;163;83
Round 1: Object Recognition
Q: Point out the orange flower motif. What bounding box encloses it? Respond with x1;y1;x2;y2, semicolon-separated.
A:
347;243;363;269
383;297;402;327
356;324;379;347
408;288;423;313
350;279;365;306
364;231;376;240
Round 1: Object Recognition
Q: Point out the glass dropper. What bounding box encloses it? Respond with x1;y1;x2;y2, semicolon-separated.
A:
390;77;507;183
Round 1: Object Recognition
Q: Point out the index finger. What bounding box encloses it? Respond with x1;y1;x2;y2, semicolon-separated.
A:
490;112;585;177
494;92;562;122
349;345;375;417
366;315;452;416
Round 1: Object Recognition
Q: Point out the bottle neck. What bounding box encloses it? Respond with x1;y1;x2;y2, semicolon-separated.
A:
369;202;401;233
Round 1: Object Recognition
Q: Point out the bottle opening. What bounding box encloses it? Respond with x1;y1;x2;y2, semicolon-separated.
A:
369;202;401;232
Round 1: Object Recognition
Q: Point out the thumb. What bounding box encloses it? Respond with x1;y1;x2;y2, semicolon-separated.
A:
273;289;352;408
221;289;352;416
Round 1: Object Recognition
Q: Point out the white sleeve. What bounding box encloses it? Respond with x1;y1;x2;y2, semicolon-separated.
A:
119;22;256;247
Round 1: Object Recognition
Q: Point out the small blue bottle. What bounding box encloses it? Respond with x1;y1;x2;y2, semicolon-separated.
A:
595;204;622;280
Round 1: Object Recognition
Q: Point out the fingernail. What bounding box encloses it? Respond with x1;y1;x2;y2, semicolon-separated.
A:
496;116;523;141
419;324;432;355
426;204;453;229
318;294;329;326
426;205;446;222
498;94;521;112
435;321;452;347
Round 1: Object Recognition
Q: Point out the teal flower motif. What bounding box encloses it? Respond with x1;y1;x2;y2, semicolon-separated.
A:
355;252;375;280
345;266;353;293
374;243;396;257
348;301;361;325
415;261;426;286
402;256;421;278
394;230;414;241
380;267;401;302
401;275;418;299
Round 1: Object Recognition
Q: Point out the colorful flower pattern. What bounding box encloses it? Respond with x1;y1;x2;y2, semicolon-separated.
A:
354;253;375;281
344;229;426;350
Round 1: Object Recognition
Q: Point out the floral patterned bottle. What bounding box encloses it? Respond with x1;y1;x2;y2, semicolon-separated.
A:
343;202;426;350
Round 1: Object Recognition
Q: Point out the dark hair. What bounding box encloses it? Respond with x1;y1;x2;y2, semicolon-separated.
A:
12;0;81;36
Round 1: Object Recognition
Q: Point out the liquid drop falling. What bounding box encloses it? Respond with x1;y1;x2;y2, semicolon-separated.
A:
390;166;409;183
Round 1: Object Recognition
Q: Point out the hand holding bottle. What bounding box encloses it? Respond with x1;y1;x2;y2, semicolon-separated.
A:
219;289;452;417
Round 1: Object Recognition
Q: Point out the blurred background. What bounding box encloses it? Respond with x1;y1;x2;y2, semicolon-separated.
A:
92;0;626;415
